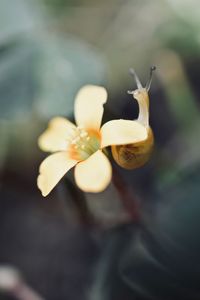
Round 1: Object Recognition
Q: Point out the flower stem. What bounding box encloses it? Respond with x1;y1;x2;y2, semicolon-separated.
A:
112;165;140;222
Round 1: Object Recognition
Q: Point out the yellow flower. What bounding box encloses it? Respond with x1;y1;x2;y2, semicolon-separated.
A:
37;85;148;196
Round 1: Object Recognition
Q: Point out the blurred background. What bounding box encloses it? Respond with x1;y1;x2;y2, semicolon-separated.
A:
1;0;200;299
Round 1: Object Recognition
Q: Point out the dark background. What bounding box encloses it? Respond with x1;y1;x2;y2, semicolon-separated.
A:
0;0;200;299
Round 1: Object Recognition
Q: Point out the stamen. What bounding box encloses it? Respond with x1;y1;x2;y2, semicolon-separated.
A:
77;125;84;130
71;136;80;144
69;126;100;160
80;132;88;138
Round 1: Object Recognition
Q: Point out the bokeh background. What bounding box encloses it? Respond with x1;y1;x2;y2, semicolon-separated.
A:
1;0;200;299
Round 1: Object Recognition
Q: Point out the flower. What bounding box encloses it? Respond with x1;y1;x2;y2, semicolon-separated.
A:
37;85;147;196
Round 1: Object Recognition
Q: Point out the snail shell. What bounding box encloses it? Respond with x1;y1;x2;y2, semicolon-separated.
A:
111;127;154;169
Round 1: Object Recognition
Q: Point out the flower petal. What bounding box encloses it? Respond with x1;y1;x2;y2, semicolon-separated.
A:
74;85;107;130
38;117;76;152
101;119;148;148
37;152;78;197
74;150;112;193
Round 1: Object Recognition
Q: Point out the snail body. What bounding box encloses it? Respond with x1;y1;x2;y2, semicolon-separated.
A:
111;127;154;169
111;67;155;169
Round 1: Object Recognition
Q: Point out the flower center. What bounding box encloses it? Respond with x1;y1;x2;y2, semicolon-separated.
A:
69;126;101;160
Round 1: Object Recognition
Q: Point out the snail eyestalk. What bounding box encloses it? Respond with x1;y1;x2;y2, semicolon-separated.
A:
129;68;143;90
127;90;134;95
146;66;156;92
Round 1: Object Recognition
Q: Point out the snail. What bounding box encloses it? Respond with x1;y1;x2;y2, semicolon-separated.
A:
111;66;156;169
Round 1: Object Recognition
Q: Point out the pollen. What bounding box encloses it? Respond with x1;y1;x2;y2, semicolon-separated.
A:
68;127;101;160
